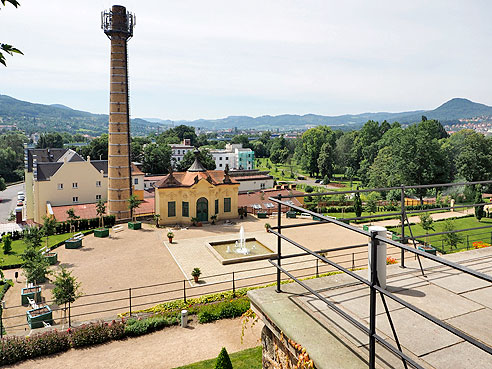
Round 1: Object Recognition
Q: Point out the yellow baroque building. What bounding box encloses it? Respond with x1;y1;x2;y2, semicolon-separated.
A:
154;153;239;226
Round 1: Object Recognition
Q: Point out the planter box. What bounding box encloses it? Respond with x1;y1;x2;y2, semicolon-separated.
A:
418;245;437;256
21;286;41;306
391;234;401;241
44;252;58;265
286;211;297;219
257;212;268;219
94;228;110;238
128;221;142;230
65;238;82;249
26;306;53;329
312;215;322;221
362;225;369;231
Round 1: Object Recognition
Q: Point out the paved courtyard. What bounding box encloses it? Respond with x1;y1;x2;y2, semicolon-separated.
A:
2;215;402;334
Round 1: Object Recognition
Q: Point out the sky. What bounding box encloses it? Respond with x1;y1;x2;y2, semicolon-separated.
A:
1;0;492;120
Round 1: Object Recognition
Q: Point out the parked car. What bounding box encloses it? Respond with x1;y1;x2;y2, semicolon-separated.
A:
17;200;23;206
315;179;321;183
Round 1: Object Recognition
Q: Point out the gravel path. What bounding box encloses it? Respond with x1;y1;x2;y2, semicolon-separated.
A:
8;317;263;369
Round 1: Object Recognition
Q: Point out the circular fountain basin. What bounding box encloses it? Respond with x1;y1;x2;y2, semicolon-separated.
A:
207;238;276;265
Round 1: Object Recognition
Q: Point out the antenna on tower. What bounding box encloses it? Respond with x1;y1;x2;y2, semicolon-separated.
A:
101;6;136;40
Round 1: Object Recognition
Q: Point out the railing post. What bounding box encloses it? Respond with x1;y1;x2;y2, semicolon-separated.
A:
369;230;379;369
129;288;132;317
400;185;405;268
68;300;71;327
467;235;469;250
316;259;319;278
183;280;187;303
232;271;236;297
276;194;282;293
352;253;355;270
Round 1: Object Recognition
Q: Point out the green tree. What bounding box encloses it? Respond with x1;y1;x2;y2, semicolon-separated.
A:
142;143;171;174
0;1;23;67
230;134;250;148
298;127;335;177
455;132;492;182
474;189;485;222
365;192;381;221
66;208;80;235
419;213;435;245
96;200;106;228
317;142;334;179
52;267;82;324
214;347;233;369
354;189;363;218
41;215;57;249
22;225;42;249
2;234;12;254
128;194;143;222
0;177;5;192
176;148;216;171
21;237;50;285
36;133;64;149
441;219;463;250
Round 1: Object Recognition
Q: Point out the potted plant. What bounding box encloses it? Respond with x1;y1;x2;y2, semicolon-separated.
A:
265;223;271;232
191;217;198;226
210;214;217;225
154;214;161;228
94;200;109;237
128;195;143;230
191;267;201;283
167;231;174;243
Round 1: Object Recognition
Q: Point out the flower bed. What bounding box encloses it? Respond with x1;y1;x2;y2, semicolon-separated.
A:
21;286;41;306
44;252;58;265
472;241;491;249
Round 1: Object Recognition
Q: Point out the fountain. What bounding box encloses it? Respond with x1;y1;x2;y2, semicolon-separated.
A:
207;226;275;265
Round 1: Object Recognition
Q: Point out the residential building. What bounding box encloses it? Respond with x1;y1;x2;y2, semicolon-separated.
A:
209;143;255;170
170;139;194;166
154;151;239;225
24;148;144;223
229;169;274;192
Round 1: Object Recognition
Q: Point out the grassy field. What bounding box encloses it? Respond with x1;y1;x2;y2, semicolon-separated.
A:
388;216;492;253
0;231;91;266
173;346;262;369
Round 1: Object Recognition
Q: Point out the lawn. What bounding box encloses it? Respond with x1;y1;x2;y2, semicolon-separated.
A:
388;216;492;253
0;230;92;266
173;346;262;369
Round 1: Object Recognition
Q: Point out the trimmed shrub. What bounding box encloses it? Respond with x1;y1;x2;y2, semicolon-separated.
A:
0;330;70;366
70;321;123;348
124;314;178;337
197;297;250;324
215;347;233;369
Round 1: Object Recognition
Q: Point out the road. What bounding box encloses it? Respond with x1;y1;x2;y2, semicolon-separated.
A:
0;182;23;223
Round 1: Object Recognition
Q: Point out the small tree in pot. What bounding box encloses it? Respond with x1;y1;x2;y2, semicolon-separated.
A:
210;214;217;225
191;267;201;283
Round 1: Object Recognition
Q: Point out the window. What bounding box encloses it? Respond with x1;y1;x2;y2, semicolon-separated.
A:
96;181;101;187
96;194;102;200
72;196;79;203
57;183;63;190
72;183;78;189
215;199;219;214
134;178;138;185
260;183;266;189
219;163;223;167
265;203;274;209
225;157;229;160
224;197;231;212
182;201;189;217
219;157;223;160
253;204;262;210
168;201;176;217
177;150;181;155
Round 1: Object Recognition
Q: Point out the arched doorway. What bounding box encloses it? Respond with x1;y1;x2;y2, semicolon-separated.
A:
196;197;208;222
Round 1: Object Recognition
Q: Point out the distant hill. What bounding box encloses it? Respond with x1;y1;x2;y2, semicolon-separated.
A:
0;95;170;136
1;94;491;134
184;98;492;130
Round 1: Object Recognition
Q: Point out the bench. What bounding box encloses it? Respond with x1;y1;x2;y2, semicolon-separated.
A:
299;213;311;219
112;225;123;233
27;297;39;309
43;321;51;328
73;232;83;240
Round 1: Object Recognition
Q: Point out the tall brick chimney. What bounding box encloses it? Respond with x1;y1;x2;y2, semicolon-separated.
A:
101;5;135;220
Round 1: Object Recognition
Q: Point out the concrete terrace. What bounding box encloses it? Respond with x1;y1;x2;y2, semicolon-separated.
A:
249;247;492;369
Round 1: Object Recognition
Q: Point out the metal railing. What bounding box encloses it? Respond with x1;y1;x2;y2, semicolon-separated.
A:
1;242;406;335
267;183;492;369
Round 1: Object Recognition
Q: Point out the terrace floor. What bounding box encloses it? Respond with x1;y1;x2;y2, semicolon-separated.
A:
249;246;492;369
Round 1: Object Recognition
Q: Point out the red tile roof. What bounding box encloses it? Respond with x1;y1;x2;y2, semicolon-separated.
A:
238;189;304;213
51;198;155;221
154;170;238;188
